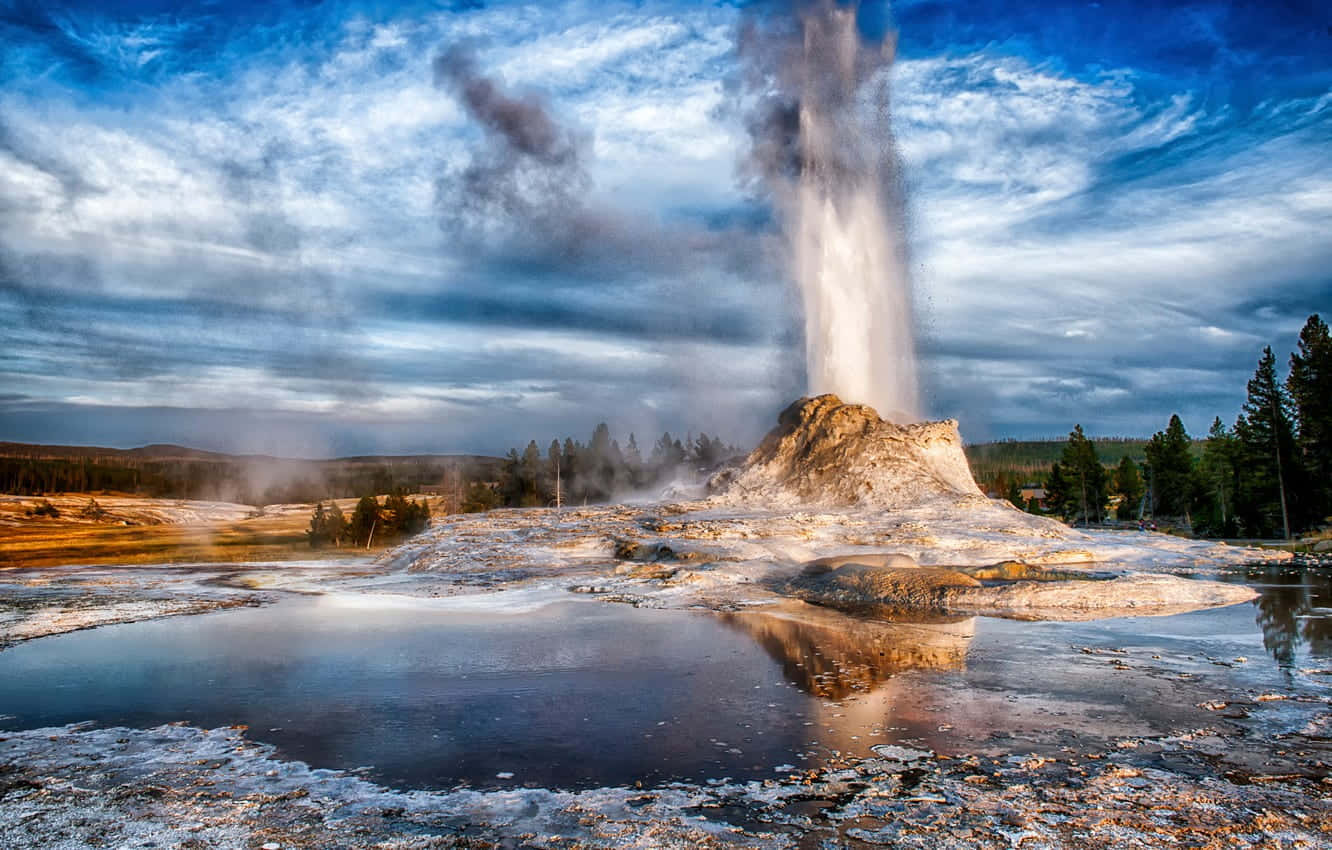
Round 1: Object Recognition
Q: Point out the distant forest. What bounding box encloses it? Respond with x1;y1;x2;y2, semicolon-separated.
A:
0;443;501;507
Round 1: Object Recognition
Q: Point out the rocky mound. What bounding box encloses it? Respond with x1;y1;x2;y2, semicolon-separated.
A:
708;394;988;510
788;557;1259;621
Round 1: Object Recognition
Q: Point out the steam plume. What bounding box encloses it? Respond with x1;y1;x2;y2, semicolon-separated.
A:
738;1;919;420
431;44;777;280
432;45;590;251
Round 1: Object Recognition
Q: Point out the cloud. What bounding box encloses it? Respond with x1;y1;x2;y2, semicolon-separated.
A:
0;0;1328;454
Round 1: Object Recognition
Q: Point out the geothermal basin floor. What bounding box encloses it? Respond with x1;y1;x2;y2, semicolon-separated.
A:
1;561;1330;848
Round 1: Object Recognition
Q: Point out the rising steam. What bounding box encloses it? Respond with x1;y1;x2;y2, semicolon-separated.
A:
739;1;919;421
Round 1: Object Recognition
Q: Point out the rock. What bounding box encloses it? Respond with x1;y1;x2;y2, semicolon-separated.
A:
801;552;918;575
707;396;1066;541
943;573;1258;620
787;559;1257;621
790;562;981;610
1313;539;1332;553
708;394;985;509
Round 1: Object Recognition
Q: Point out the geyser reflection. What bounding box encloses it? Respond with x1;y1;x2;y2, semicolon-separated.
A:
741;1;918;420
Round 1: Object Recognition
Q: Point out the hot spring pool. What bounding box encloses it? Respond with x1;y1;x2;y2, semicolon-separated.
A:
1;564;1327;791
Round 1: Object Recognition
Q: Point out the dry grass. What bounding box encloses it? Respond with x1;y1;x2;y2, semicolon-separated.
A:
0;494;415;569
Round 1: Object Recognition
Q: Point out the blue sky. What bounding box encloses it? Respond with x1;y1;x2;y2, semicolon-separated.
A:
1;0;1329;456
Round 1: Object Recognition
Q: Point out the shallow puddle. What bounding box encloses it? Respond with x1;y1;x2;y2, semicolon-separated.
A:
1;564;1328;791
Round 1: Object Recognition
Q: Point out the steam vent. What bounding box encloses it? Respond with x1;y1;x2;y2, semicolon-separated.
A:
709;394;986;510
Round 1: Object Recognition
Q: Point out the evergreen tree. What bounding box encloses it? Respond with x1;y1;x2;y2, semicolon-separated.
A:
1144;414;1194;520
1288;314;1332;523
349;495;381;546
652;432;686;472
1005;479;1024;509
1196;418;1239;536
499;448;524;506
1112;456;1144;521
382;490;429;536
307;501;329;548
520;440;543;506
461;482;501;513
1056;425;1107;525
1044;462;1068;519
561;438;579;501
326;500;347;546
547;440;563;504
624;433;643;487
1235;346;1297;538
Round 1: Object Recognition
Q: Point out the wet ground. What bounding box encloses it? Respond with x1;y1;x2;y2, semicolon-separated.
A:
2;564;1329;800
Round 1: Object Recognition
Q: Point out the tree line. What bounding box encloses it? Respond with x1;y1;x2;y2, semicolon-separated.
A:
1039;314;1331;538
0;453;499;506
307;492;430;548
491;425;742;509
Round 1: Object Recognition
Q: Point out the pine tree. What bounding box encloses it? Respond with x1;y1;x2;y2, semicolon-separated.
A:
461;482;501;513
546;440;563;505
349;495;381;546
1005;479;1024;509
520;440;543;506
624;433;643;487
1113;456;1144;520
1144;414;1194;520
1057;425;1107;525
1235;346;1296;538
1195;418;1239;536
500;448;524;506
1288;314;1332;523
307;501;329;548
383;490;418;535
326;501;347;546
1045;461;1068;519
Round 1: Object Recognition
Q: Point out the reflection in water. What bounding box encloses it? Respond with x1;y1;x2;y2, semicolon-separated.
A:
1249;565;1332;666
720;601;975;699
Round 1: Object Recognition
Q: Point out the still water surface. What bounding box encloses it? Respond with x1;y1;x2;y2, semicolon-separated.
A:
1;564;1327;790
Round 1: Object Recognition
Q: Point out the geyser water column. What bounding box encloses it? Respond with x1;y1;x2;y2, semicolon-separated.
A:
742;1;919;421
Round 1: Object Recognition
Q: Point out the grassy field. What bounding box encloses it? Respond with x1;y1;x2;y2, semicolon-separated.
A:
0;494;426;569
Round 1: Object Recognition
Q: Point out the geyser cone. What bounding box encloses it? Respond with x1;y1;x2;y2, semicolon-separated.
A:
741;1;919;419
708;394;983;509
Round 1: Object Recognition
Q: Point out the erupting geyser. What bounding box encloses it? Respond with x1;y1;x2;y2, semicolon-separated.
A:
742;1;918;420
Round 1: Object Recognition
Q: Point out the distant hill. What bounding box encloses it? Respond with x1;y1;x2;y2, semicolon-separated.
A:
0;441;503;505
0;442;237;461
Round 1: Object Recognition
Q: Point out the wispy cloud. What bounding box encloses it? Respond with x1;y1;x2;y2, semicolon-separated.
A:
1;0;1328;452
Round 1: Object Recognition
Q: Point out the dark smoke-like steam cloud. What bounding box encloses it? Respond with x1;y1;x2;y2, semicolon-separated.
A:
735;0;905;206
432;45;591;251
430;43;779;281
430;39;805;427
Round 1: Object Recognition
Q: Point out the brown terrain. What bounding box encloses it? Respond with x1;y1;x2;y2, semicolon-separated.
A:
0;494;444;568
